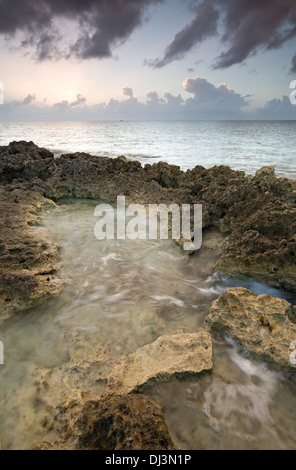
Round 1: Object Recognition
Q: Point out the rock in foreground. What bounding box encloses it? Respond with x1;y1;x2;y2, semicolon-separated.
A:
36;394;178;450
106;332;213;395
205;287;296;376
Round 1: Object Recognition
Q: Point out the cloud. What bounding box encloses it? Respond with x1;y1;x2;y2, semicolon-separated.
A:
53;93;87;111
122;87;134;99
146;90;160;102
163;91;184;106
2;0;295;71
22;93;36;105
256;95;296;119
147;0;296;70
0;0;163;61
183;77;249;117
70;94;87;107
147;0;218;68
214;0;296;70
0;78;253;120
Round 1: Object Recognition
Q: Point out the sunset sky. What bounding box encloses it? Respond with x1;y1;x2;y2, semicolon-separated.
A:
0;0;296;120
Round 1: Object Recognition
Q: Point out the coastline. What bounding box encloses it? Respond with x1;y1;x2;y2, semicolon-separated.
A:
1;140;296;450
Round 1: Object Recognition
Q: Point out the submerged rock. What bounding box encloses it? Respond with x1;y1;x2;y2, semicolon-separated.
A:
205;287;296;377
106;332;213;395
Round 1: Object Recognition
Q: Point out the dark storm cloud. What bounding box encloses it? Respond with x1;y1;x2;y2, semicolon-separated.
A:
1;0;296;69
0;0;163;60
214;0;296;70
147;0;219;68
148;0;296;70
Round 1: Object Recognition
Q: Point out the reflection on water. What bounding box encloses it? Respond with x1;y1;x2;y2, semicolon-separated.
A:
1;199;296;450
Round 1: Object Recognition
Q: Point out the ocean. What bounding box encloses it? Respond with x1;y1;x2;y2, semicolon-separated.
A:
0;120;295;178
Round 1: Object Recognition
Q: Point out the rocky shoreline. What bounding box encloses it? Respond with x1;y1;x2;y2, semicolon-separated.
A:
1;140;296;450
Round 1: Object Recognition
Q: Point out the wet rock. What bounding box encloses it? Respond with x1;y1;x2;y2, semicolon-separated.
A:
205;287;296;376
106;332;212;395
36;394;178;450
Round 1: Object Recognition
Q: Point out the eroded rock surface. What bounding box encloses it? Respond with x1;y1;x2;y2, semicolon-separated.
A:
32;331;211;450
205;287;296;376
106;332;213;395
0;183;64;317
36;394;178;450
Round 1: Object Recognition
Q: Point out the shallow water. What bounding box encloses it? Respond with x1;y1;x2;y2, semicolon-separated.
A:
1;199;296;450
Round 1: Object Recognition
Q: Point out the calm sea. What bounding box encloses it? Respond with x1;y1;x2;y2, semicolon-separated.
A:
0;120;295;178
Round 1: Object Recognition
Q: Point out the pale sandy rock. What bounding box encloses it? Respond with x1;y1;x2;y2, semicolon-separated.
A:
205;287;296;376
106;331;212;395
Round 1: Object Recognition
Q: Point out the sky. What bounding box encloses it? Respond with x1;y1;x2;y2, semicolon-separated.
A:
0;0;296;120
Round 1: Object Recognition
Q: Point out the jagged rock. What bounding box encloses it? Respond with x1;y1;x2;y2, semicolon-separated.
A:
35;394;179;450
106;332;212;395
255;166;276;180
0;141;54;184
205;287;296;376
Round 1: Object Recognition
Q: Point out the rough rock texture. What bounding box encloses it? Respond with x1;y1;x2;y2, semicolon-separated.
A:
205;287;296;376
1;140;296;315
106;332;213;395
33;331;211;450
36;394;178;450
0;183;64;317
186;165;296;291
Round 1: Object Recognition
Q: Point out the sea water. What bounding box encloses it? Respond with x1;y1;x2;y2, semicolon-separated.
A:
0;120;295;178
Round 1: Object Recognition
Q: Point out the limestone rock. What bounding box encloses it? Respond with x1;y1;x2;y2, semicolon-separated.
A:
205;287;296;376
0;184;64;317
36;394;178;450
106;332;212;395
